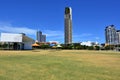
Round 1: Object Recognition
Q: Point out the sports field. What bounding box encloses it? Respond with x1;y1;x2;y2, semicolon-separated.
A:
0;50;120;80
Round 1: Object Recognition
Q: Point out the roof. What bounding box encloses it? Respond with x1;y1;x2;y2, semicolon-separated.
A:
32;43;40;47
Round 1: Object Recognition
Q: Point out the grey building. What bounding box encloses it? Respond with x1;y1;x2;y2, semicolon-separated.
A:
105;25;118;45
41;35;46;42
36;31;46;42
117;30;120;44
36;31;42;42
64;7;72;44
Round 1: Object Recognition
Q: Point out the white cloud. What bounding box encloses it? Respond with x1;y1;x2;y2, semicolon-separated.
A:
0;22;99;43
95;37;100;40
0;23;36;35
73;33;93;38
0;22;64;41
43;30;64;42
43;30;64;37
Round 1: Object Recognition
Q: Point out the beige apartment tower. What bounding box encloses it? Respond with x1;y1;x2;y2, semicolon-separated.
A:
64;7;72;44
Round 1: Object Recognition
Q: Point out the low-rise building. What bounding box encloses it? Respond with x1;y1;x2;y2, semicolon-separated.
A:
81;41;99;46
0;33;35;50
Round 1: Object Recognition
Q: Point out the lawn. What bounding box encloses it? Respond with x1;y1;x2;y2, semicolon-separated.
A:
0;50;120;80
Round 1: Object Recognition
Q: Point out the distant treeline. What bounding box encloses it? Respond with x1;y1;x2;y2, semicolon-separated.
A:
0;42;120;51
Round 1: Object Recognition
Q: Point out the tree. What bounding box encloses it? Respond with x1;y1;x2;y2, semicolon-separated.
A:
40;44;49;49
87;46;94;50
3;43;8;48
95;46;100;50
104;45;114;50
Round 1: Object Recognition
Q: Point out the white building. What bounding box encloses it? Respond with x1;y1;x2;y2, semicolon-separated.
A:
81;41;99;46
0;33;35;50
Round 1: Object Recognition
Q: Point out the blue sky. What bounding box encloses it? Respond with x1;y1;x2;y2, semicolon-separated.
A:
0;0;120;43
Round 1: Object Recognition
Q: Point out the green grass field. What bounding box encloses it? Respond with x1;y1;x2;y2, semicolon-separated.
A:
0;50;120;80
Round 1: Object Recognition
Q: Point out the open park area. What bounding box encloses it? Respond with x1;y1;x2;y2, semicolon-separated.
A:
0;50;120;80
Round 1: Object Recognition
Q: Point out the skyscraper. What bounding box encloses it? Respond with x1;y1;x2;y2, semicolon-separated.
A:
105;25;117;45
64;7;72;44
36;31;42;42
36;31;46;42
116;30;120;44
41;35;46;42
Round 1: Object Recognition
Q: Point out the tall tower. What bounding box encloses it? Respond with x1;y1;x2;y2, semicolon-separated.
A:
116;30;120;44
36;31;42;42
64;7;72;44
105;25;117;45
41;35;46;42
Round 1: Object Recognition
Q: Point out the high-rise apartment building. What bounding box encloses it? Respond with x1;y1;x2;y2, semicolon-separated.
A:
64;7;72;44
37;31;42;42
105;25;118;45
117;30;120;44
41;35;46;42
36;31;46;42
